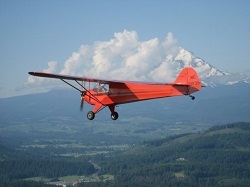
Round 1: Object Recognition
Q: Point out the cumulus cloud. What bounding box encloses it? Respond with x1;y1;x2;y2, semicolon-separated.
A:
27;61;59;84
25;30;181;90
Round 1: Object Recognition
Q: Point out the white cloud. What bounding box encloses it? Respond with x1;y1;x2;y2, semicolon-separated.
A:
25;30;180;90
44;61;59;73
27;61;59;85
149;61;180;82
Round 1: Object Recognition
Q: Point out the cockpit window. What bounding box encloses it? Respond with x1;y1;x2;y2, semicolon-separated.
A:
93;83;109;93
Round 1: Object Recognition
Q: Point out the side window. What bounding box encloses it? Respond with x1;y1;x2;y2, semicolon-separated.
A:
93;83;109;93
100;84;109;93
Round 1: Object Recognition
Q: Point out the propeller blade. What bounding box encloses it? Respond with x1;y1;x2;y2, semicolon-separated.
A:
80;97;84;111
80;91;86;111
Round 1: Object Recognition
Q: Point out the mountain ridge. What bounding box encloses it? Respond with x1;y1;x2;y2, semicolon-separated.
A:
170;47;249;87
1;82;250;124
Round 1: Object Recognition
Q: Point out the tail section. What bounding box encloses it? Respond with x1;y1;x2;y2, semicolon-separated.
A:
174;67;201;94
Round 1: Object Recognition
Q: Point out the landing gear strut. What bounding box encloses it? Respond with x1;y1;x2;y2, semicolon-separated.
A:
86;105;119;120
111;112;119;120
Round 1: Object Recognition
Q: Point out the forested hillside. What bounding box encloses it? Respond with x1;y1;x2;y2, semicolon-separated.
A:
1;122;250;187
0;145;97;187
88;122;250;187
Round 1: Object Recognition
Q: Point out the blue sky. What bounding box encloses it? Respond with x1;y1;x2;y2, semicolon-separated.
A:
0;0;250;98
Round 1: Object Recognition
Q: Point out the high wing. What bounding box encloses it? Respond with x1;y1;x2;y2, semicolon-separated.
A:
28;72;168;85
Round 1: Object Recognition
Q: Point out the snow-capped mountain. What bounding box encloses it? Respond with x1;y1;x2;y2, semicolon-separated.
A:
169;47;248;86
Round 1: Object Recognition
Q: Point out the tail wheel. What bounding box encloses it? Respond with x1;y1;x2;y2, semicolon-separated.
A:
111;112;119;120
87;111;95;120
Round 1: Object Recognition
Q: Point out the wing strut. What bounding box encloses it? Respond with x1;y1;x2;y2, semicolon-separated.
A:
60;79;82;92
60;79;104;106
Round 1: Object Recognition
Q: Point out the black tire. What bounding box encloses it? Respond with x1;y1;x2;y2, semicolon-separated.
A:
111;112;119;120
87;111;95;120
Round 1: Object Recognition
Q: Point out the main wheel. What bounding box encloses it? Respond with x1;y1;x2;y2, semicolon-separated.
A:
111;112;119;120
87;111;95;120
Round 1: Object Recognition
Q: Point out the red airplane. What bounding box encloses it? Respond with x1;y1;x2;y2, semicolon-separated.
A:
29;67;202;120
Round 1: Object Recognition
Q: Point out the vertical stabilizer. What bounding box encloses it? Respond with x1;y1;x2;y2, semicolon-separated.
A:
174;67;201;93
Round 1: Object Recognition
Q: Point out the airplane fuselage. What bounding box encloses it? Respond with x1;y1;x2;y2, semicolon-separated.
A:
84;81;201;114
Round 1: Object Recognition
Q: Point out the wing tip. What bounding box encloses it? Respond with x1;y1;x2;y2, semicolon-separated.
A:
28;72;34;75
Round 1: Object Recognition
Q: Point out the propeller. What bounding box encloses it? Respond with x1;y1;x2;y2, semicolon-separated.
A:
80;91;86;111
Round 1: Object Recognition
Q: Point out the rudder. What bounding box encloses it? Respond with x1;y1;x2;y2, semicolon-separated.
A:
174;67;201;94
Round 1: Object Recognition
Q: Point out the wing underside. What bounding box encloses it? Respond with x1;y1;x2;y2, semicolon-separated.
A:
28;72;168;85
